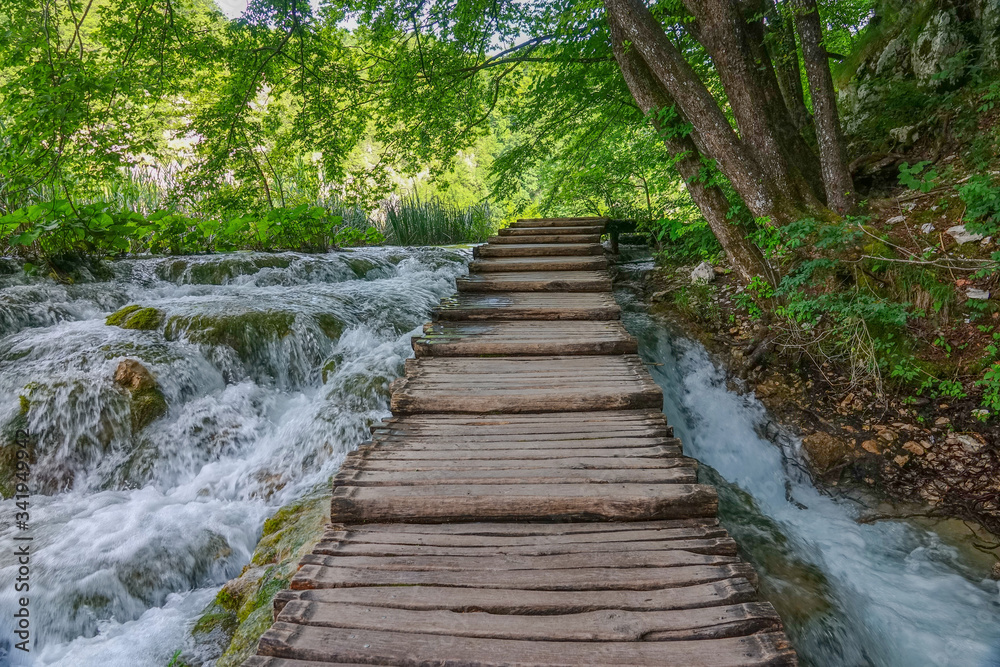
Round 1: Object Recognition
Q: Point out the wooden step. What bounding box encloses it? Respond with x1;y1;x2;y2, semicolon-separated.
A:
474;243;603;257
413;320;637;357
510;217;609;228
256;624;794;666
488;233;602;244
468;256;608;272
499;225;604;236
390;355;663;414
433;292;621;321
457;270;612;293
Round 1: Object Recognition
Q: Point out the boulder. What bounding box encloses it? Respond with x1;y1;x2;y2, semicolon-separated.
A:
113;359;167;431
801;431;855;473
690;262;715;284
911;11;967;87
106;305;164;330
967;288;990;300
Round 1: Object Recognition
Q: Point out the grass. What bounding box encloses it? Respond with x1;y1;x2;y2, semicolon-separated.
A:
382;195;497;246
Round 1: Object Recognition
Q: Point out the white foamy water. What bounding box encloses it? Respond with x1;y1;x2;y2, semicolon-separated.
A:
0;249;467;666
617;285;1000;667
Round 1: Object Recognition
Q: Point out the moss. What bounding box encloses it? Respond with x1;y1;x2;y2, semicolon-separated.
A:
18;395;29;416
321;357;339;383
121;307;165;331
106;305;143;327
131;388;168;431
316;313;345;341
164;311;295;361
0;412;31;499
192;487;330;664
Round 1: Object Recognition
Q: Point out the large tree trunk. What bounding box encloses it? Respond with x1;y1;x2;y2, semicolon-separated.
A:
680;0;821;207
792;0;855;213
765;0;812;133
604;0;782;222
608;17;780;287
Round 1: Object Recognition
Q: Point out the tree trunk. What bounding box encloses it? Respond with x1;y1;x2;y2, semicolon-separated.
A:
603;0;781;223
681;0;820;207
792;0;855;213
766;0;812;133
608;17;780;287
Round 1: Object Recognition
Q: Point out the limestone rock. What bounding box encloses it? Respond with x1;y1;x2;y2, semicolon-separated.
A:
876;36;912;78
690;262;715;284
920;223;936;234
911;11;967;88
946;225;985;244
888;127;919;147
801;431;854;473
967;288;990;300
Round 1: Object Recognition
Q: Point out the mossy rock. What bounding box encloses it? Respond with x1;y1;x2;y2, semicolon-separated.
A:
106;305;165;330
321;357;341;383
192;487;330;664
315;313;345;341
344;257;378;278
159;256;293;285
164;311;295;361
0;405;31;499
106;305;143;327
130;389;168;431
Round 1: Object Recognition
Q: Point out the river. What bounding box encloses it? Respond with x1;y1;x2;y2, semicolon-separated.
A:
1;248;998;666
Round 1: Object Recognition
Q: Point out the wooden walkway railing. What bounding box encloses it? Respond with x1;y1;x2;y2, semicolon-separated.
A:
243;217;797;666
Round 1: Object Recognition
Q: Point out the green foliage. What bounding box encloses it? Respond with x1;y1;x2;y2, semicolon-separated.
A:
958;175;1000;237
977;362;1000;415
898;161;938;193
734;276;774;319
651;216;721;262
383;196;496;246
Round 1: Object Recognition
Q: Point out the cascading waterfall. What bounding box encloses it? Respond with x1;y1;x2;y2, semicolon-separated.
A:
614;266;1000;667
0;248;468;666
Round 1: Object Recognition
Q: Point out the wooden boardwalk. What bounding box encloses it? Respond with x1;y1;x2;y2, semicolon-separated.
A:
244;217;797;666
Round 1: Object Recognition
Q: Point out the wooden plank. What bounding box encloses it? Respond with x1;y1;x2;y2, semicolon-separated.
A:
291;562;758;590
487;233;603;245
413;320;637;357
457;270;612;293
328;518;720;536
256;623;796;666
298;549;739;571
499;225;605;236
277;600;782;642
474;243;603;258
312;537;738;557
273;578;760;615
329;482;718;523
511;216;608;227
368;435;678;450
433;292;620;320
331;466;697;486
469;255;609;272
353;445;683;461
391;355;663;414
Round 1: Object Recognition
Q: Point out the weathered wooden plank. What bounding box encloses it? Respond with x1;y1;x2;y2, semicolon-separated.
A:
487;233;603;245
457;270;612;293
277;600;782;642
499;225;605;236
257;623;796;666
326;522;728;545
328;518;720;536
351;446;684;462
273;578;758;618
474;242;603;257
413;320;637;357
329;482;718;523
299;549;738;572
433;292;621;320
368;436;678;451
511;216;608;227
312;536;738;557
468;256;609;272
331;466;697;486
291;562;757;591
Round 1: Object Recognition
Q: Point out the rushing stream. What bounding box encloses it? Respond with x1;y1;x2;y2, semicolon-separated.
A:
616;254;1000;667
2;247;999;666
0;248;468;666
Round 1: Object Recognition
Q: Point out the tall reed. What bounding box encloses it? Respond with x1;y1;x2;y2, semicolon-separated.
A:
382;196;496;246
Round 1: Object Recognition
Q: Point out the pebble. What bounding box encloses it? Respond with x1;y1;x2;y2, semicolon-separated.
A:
920;223;935;234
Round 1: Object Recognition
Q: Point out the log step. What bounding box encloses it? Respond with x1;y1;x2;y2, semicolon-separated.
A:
412;320;637;357
468;255;608;272
487;233;602;244
474;242;603;257
432;292;621;321
390;355;664;414
499;225;604;236
456;270;612;293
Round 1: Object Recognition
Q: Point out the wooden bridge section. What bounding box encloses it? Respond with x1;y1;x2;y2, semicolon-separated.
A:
244;217;797;666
